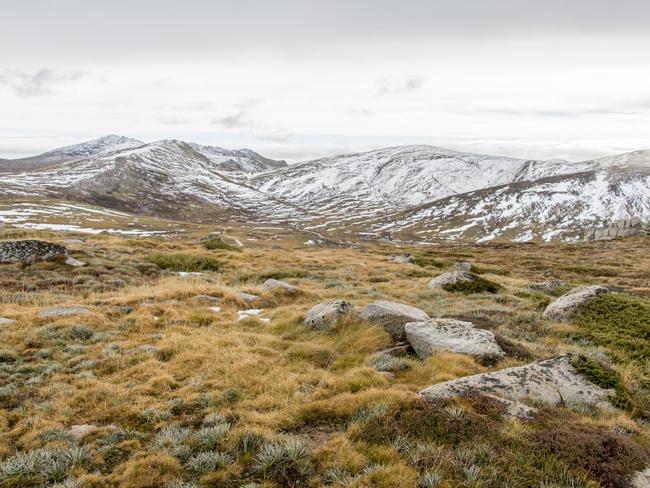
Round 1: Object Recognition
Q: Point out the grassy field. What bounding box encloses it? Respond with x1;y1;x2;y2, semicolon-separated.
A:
0;227;648;488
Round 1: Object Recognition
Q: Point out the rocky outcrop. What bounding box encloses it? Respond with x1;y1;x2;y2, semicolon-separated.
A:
0;240;67;264
419;355;614;411
360;300;430;341
261;279;299;293
585;217;648;241
428;271;478;289
303;300;354;330
542;285;611;321
527;279;567;294
405;320;505;360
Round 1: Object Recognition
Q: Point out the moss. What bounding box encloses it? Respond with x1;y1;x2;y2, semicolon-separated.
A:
203;237;242;252
570;355;633;411
442;276;500;295
146;253;221;272
573;294;650;363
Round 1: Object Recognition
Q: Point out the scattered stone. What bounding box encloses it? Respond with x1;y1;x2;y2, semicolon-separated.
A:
65;256;87;267
631;467;650;488
261;279;299;292
360;300;430;341
405;320;505;360
191;295;221;304
419;355;615;411
63;239;85;244
234;292;260;303
428;271;478;289
389;253;414;264
527;279;568;293
209;307;222;313
0;240;67;264
303;300;355;330
38;306;90;318
0;317;16;325
453;262;472;272
177;272;204;277
69;424;98;439
542;285;611;321
237;309;269;322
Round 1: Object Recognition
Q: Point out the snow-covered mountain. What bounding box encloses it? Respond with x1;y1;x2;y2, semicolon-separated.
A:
0;138;648;242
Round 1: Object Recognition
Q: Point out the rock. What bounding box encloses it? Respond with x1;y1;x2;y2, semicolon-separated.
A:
389;254;414;264
631;467;650;488
234;292;260;303
453;262;472;272
405;320;505;360
428;271;478;289
527;279;568;293
419;355;615;411
65;256;87;267
237;309;269;323
542;285;611;321
360;300;430;341
191;295;221;304
137;344;157;354
303;300;354;330
63;239;85;244
261;279;299;292
585;217;649;241
0;317;16;325
38;306;90;318
0;240;67;264
69;424;98;439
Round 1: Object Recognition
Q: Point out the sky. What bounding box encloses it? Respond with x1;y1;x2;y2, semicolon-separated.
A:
1;0;650;162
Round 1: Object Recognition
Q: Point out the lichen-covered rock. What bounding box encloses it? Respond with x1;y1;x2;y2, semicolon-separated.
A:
631;467;650;488
428;271;478;289
234;292;260;303
191;295;220;304
542;285;611;321
405;320;505;360
38;306;90;318
0;240;67;264
303;300;354;330
527;279;568;294
261;279;299;292
453;262;472;272
360;300;430;341
419;355;614;411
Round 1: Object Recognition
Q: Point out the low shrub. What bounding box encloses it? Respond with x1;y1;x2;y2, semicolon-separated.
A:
442;277;500;295
202;238;241;252
146;253;221;272
570;355;634;411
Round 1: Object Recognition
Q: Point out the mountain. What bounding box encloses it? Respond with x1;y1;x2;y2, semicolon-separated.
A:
0;139;648;243
0;135;144;172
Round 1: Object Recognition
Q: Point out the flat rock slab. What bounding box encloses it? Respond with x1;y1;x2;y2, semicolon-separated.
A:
63;239;85;244
405;320;505;359
631;467;650;488
542;285;611;321
419;355;614;411
234;292;260;303
428;271;478;289
191;295;221;304
303;300;354;330
38;306;90;318
261;279;299;292
360;300;430;341
65;256;87;267
0;240;67;264
0;317;16;325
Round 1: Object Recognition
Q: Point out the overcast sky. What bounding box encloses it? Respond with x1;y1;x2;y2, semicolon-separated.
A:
1;0;650;162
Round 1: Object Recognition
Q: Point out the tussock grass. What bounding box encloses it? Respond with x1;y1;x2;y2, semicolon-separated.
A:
146;252;222;272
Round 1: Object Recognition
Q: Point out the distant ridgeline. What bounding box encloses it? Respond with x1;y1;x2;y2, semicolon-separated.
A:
584;217;649;241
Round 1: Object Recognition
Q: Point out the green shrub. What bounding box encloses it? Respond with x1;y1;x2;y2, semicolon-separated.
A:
146;253;221;272
573;294;650;363
570;355;633;411
442;277;500;295
469;265;510;276
412;258;446;268
202;238;241;252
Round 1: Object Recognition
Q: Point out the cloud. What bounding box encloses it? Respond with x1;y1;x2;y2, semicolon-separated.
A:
0;68;87;97
377;76;424;95
214;111;248;129
213;110;291;142
348;108;374;117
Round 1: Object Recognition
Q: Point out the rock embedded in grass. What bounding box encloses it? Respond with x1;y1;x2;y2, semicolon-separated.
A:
453;262;472;272
191;295;221;304
234;292;260;303
0;317;16;325
38;306;90;318
419;354;616;412
428;271;478;289
542;285;611;321
360;300;430;341
428;271;500;294
631;467;650;488
0;239;67;264
405;319;505;360
302;300;354;330
261;278;299;292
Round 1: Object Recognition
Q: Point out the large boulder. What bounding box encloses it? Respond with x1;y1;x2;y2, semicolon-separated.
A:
261;279;299;293
419;355;614;411
303;300;354;330
360;300;430;341
405;320;505;360
0;240;67;264
542;285;611;321
428;271;478;289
